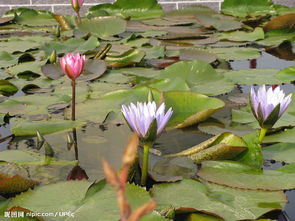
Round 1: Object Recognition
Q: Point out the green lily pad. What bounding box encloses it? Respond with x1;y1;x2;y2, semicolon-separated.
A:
87;0;163;20
205;47;261;61
223;69;286;85
198;160;295;190
13;8;57;26
0;94;70;116
5;180;152;221
10;118;84;136
42;36;100;56
0;51;18;68
151;179;286;221
105;48;145;65
276;66;295;82
166;132;247;163
263;143;295;163
221;0;276;18
163;91;225;128
77;17;127;38
264;127;295;143
219;27;265;42
179;49;217;63
152;61;234;96
0;80;18;96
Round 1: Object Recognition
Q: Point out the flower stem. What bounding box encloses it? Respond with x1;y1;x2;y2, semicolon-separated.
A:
76;12;82;24
258;127;267;144
71;79;76;121
141;143;152;186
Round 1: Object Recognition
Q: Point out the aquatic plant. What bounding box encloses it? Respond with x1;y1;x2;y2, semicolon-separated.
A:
250;85;292;143
71;0;84;23
60;53;86;121
122;101;173;185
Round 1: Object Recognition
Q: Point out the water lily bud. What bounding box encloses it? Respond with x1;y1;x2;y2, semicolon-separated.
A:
67;165;89;180
49;50;57;64
121;101;173;143
55;25;61;38
36;130;45;150
71;0;84;13
44;142;54;157
250;85;292;129
60;53;85;81
66;133;75;150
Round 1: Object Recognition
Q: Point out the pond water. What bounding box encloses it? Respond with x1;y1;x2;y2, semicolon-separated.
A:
0;49;294;220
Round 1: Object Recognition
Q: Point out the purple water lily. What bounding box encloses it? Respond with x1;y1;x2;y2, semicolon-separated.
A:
121;101;173;139
250;85;292;128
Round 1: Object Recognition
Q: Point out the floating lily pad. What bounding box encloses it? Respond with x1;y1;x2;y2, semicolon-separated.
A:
0;80;18;96
87;0;163;20
163;91;225;128
152;61;235;96
263;143;295;163
0;51;18;68
198;160;295;190
276;66;295;82
221;0;276;18
166;132;246;162
223;69;285;85
42;36;99;56
151;179;286;221
77;17;127;38
219;28;265;42
10;118;84;136
205;47;261;61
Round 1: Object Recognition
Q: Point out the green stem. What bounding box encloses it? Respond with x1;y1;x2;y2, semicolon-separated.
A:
71;80;76;121
258;127;267;144
141;143;152;186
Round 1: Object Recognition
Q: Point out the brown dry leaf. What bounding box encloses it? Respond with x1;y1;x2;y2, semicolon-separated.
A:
122;133;139;166
264;13;295;31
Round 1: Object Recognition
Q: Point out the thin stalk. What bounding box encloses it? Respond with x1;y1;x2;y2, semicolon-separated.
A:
76;12;82;24
258;127;267;144
71;79;76;121
73;128;78;160
141;143;152;186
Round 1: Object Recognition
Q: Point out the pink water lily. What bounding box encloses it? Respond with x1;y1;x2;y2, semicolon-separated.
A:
60;53;85;81
250;85;292;129
121;101;173;139
71;0;84;12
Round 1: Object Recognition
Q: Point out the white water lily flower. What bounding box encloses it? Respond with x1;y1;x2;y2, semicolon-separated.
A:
250;85;292;128
121;101;173;139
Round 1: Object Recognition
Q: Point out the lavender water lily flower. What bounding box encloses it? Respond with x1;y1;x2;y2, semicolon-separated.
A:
121;101;173;141
122;101;173;186
250;85;292;129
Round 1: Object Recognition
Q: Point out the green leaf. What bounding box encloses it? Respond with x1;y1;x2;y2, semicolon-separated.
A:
179;49;217;63
205;47;261;61
77;17;127;38
10;118;84;136
152;61;234;96
237;131;263;169
276;66;295;82
6;180;91;219
87;0;163;20
186;213;223;221
221;0;276;18
42;36;100;56
14;8;57;26
198;160;295;190
223;69;285;85
263;143;295;163
219;27;265;42
0;80;18;96
105;48;145;64
151;179;286;221
163;91;225;128
167;132;247;163
264;127;295;143
0;51;18;68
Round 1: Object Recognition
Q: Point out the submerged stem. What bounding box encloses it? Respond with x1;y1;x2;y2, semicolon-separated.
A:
258;127;267;144
141;143;152;186
71;80;76;121
76;12;82;24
